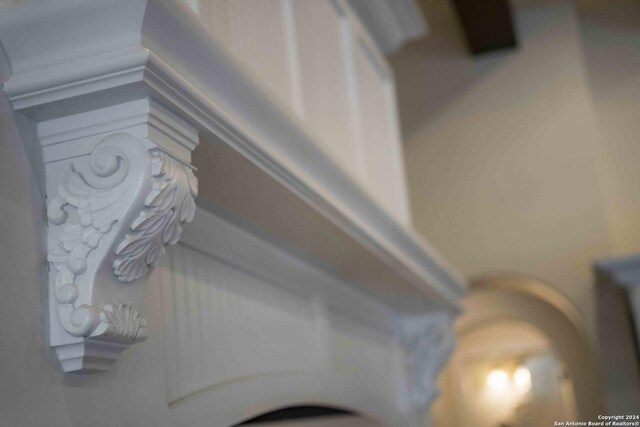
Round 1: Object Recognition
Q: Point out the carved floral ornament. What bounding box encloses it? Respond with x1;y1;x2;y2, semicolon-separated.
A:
399;314;456;409
46;132;197;348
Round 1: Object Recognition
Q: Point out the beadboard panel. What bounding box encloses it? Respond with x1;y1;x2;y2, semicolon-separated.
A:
158;244;319;405
329;313;406;409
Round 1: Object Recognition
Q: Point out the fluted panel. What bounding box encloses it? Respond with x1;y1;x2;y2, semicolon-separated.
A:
159;244;318;404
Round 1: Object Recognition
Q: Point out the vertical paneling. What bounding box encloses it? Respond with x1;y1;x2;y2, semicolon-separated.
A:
186;0;411;222
199;0;232;47
160;244;318;404
228;0;296;108
292;0;361;177
354;41;410;224
330;314;401;405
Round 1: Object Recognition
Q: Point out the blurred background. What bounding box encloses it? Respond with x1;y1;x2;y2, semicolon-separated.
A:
391;0;640;424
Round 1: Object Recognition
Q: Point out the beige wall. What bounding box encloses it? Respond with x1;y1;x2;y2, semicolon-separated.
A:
392;0;640;340
578;0;640;254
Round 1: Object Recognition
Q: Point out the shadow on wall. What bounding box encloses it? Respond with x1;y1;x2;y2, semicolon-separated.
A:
431;273;604;427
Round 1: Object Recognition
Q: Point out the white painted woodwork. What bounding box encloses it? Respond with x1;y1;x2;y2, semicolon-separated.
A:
160;244;317;405
347;0;428;54
40;99;199;373
186;0;412;223
0;0;464;425
228;1;297;109
291;0;362;177
354;40;410;224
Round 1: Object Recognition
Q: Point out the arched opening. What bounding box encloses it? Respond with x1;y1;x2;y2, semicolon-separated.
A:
235;405;384;426
168;369;410;427
432;274;604;427
436;318;578;426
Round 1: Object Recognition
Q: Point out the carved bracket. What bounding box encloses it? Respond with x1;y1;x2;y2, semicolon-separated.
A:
41;99;198;373
398;313;456;410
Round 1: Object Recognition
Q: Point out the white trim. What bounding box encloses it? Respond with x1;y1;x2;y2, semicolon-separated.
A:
181;208;396;335
0;0;465;312
347;0;428;53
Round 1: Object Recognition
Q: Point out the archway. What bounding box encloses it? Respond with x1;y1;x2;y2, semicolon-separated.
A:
168;371;417;427
435;274;604;425
236;406;384;426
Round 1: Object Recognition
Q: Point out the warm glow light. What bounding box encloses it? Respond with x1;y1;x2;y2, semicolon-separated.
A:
513;366;532;391
486;369;509;391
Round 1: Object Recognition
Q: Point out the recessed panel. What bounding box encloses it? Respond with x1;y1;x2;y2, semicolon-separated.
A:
354;42;409;223
159;245;318;404
292;0;360;175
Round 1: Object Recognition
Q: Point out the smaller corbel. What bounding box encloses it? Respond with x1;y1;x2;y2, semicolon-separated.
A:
398;313;456;410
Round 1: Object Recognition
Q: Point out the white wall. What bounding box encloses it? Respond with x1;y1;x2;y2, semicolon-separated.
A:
391;0;640;342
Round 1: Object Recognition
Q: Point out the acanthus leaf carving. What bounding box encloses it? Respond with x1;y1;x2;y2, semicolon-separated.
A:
46;131;197;372
113;151;198;283
92;303;149;343
399;313;456;410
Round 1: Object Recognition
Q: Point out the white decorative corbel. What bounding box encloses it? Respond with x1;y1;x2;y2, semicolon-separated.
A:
399;313;456;410
41;99;198;373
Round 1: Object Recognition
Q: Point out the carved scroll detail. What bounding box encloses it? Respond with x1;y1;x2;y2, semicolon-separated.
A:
46;133;197;346
399;314;456;410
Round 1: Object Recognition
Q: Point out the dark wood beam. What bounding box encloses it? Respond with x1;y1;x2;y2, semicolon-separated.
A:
450;0;517;55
